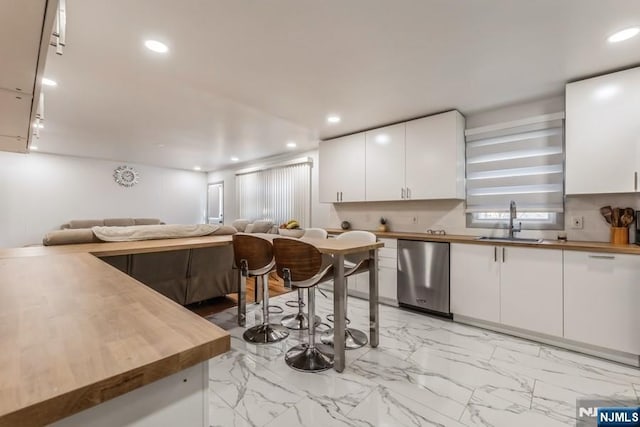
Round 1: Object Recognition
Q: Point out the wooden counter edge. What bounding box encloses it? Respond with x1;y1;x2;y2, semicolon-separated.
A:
0;334;230;427
326;228;640;255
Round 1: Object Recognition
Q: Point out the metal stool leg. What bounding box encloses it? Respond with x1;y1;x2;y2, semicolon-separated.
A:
281;287;321;330
237;262;247;326
285;287;334;372
321;282;368;349
243;274;289;344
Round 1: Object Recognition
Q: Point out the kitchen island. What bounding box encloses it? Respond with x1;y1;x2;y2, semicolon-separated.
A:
0;244;231;426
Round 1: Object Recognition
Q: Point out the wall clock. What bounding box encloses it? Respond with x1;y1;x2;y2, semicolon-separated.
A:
113;165;140;187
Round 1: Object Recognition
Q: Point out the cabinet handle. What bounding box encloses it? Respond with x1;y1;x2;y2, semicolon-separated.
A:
407;188;411;199
502;247;506;262
635;172;638;191
588;254;615;260
494;246;497;262
340;192;343;202
401;188;405;199
337;192;339;202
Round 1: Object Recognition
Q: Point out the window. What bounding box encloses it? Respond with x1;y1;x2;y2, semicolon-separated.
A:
236;158;312;226
465;113;565;230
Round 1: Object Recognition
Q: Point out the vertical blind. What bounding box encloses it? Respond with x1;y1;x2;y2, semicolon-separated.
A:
465;114;565;214
236;159;312;226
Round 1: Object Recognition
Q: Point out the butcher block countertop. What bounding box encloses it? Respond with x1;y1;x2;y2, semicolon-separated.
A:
327;229;640;255
0;234;233;259
0;248;230;425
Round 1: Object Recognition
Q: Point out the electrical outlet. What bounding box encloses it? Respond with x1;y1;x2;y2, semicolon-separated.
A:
412;216;418;224
571;216;584;229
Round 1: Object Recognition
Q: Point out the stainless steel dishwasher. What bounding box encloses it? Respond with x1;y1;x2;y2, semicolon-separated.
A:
397;240;451;317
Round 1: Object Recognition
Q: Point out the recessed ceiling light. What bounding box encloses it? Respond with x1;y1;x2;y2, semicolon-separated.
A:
144;40;169;53
608;27;640;43
42;78;57;87
286;142;297;148
193;166;202;171
231;156;239;162
30;146;39;150
327;114;341;124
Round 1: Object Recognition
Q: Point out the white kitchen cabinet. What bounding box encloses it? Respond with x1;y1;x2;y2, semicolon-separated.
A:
0;0;56;150
451;243;563;336
564;250;640;355
450;243;500;322
319;133;366;202
365;123;406;201
499;246;563;337
405;111;465;199
319;110;465;203
350;238;397;305
566;66;640;195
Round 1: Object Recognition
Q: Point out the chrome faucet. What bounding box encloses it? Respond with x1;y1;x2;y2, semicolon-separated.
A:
509;200;521;239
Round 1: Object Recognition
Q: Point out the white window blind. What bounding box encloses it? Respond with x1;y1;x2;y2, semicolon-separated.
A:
236;158;312;226
465;114;565;228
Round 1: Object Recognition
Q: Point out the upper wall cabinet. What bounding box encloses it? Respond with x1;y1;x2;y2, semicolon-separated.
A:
365;123;406;201
0;0;57;153
566;66;640;195
405;111;465;200
320;110;465;203
319;133;366;203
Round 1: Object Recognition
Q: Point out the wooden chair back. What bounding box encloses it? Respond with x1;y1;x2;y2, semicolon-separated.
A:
232;234;274;273
272;238;324;284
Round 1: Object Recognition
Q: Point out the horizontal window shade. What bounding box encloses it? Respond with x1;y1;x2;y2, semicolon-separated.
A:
465;118;564;214
236;161;311;226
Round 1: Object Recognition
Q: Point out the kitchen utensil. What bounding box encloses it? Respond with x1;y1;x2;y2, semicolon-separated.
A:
600;206;613;225
621;213;633;227
625;207;636;225
612;208;620;227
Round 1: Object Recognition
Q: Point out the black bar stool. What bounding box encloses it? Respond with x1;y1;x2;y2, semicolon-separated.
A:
233;234;289;344
273;237;334;372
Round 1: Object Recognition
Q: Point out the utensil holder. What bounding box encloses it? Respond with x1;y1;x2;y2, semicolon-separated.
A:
610;227;629;245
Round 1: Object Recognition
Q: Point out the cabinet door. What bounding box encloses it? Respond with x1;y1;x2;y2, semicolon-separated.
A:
365;123;406;201
319;133;366;202
500;247;563;337
378;239;398;303
353;271;369;297
405;111;465;200
564;251;640;354
450;244;500;322
565;67;640;194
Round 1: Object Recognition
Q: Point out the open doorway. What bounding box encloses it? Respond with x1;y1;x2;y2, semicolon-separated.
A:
207;182;224;224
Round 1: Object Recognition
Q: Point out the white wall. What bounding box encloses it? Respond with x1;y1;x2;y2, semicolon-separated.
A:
208;150;330;229
0;152;207;247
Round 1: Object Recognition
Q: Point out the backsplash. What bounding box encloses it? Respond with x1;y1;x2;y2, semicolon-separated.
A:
328;194;640;243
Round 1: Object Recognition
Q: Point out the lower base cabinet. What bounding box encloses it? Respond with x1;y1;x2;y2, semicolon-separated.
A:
500;247;563;337
564;250;640;355
348;238;398;304
450;244;500;323
451;243;563;337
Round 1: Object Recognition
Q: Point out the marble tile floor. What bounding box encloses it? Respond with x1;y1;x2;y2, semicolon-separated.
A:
206;293;640;427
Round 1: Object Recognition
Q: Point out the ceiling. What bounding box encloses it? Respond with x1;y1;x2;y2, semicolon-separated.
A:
34;0;640;171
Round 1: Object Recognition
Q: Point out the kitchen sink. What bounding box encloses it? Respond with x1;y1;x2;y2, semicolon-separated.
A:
476;236;544;243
